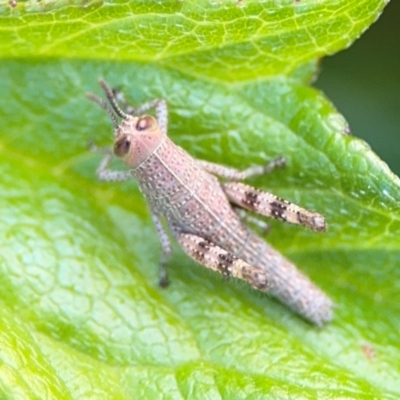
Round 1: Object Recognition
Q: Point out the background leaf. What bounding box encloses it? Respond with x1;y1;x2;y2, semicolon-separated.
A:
1;0;399;399
316;0;400;177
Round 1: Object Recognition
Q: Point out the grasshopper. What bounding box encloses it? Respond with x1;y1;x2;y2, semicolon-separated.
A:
87;79;333;326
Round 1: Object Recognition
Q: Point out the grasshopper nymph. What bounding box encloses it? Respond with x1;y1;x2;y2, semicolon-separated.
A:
87;79;333;326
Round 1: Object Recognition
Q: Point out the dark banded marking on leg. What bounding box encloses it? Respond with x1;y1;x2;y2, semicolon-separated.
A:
195;239;211;262
176;233;269;290
217;252;236;276
270;199;289;221
243;190;260;210
222;182;326;232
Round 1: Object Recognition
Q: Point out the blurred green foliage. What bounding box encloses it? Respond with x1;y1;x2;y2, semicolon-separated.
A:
317;0;400;175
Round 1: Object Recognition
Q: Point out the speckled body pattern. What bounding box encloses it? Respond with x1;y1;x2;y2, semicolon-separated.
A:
87;80;333;326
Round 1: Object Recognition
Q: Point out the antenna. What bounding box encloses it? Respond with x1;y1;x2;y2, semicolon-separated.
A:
86;92;119;129
98;79;129;119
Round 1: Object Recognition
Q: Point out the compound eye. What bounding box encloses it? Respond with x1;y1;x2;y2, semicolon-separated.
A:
114;136;131;158
136;115;157;131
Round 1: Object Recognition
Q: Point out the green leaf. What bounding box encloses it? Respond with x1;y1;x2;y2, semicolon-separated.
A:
1;0;399;398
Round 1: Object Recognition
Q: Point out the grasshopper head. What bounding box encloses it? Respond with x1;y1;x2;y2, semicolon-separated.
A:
114;114;163;166
87;79;164;168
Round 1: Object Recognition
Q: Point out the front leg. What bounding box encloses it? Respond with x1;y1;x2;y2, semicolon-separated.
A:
90;143;132;182
176;233;269;291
